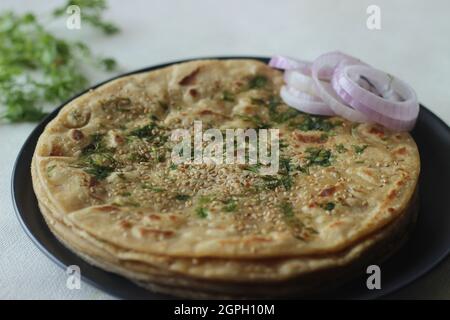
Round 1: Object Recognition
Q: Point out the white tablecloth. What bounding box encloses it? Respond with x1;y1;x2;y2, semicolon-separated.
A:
1;0;449;299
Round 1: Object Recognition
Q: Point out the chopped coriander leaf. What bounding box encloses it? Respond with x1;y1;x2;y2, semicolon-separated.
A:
353;144;368;155
196;207;208;218
305;147;332;167
120;192;131;197
320;133;329;142
129;123;158;139
128;152;148;163
0;9;118;122
100;58;117;71
84;163;114;180
250;97;266;105
223;199;237;212
198;195;212;205
101;97;132;112
248;75;268;89
261;175;292;191
82;134;105;155
335;144;348;153
280;201;294;218
279;139;288;149
174;194;191;201
169;163;177;170
298;115;337;132
279;157;292;175
222;90;235;102
296;165;310;174
158;100;169;111
238;114;270;129
322;202;335;211
244;163;261;174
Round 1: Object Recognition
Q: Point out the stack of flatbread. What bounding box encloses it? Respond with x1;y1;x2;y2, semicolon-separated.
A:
32;59;420;298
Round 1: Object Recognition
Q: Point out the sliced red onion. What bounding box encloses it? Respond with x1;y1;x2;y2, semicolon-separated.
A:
283;70;327;97
280;85;335;116
311;52;371;123
269;55;332;80
332;65;419;131
269;55;312;75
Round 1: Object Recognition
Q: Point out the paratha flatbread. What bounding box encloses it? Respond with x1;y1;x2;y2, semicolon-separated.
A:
32;59;420;297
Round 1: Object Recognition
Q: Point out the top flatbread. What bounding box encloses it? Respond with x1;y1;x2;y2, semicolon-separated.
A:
33;59;420;258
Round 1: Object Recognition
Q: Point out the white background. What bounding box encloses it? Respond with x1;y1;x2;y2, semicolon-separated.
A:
0;0;448;299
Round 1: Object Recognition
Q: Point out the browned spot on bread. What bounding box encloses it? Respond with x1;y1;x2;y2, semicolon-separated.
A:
220;236;272;245
89;177;99;187
50;145;64;156
189;88;198;98
179;68;200;85
119;220;132;229
139;227;174;238
71;129;84;141
95;205;119;212
363;169;375;177
245;237;272;244
320;186;337;197
369;126;385;138
396;179;406;187
394;147;408;156
148;214;161;220
329;221;345;228
199;109;213;115
388;208;395;213
292;132;325;144
197;109;230;119
388;189;397;200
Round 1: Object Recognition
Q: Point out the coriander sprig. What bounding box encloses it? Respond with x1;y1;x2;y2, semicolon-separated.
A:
0;2;119;122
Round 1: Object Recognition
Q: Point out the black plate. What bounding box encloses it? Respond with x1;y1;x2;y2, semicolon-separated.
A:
12;57;450;299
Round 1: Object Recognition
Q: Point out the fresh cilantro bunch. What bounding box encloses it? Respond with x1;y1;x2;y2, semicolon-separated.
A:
0;0;119;122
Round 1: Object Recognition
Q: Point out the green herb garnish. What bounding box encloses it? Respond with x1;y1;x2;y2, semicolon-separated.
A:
298;115;337;132
353;144;368;155
223;198;237;212
129;123;158;139
222;91;235;102
82;134;105;155
0;4;118;122
175;194;191;201
280;201;294;218
248;75;268;89
335;144;348;153
244;163;261;174
261;175;292;191
196;207;209;218
305;147;332;167
238;114;270;129
84;163;114;180
322;202;335;211
169;163;178;170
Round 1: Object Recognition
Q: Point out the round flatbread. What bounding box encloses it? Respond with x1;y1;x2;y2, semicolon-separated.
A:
32;59;420;297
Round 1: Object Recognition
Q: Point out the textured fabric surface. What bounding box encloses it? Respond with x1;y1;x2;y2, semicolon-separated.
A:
0;0;449;299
